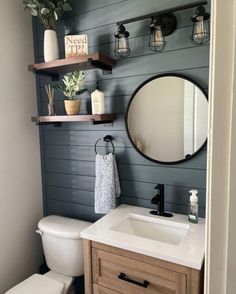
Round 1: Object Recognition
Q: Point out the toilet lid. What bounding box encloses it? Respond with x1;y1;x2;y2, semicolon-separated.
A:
5;274;64;294
38;215;92;239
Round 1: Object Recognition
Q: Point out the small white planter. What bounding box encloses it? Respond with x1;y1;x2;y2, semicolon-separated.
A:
44;30;59;62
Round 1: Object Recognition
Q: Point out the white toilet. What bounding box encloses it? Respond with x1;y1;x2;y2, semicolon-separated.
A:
6;215;91;294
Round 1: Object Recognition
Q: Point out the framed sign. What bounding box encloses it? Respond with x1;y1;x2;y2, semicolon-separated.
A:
65;34;88;58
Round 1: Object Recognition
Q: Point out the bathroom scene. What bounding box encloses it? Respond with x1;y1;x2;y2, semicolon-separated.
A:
1;0;235;294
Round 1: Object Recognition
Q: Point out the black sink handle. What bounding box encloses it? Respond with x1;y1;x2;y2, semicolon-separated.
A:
118;272;149;288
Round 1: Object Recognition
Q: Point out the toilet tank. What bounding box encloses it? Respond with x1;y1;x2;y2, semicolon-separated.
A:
38;216;91;277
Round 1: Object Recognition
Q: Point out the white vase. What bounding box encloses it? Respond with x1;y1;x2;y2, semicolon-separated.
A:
44;30;59;62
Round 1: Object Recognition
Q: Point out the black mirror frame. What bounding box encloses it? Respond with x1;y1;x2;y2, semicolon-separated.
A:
125;73;208;165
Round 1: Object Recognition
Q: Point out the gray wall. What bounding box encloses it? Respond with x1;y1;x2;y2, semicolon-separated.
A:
0;1;43;292
33;0;209;221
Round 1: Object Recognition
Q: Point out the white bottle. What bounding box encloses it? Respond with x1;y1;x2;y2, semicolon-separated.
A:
91;82;105;115
188;190;199;224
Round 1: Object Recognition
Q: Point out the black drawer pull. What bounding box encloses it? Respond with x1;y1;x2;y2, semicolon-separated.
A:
118;272;149;288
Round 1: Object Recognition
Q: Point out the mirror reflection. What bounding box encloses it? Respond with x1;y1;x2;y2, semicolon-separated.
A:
126;75;208;164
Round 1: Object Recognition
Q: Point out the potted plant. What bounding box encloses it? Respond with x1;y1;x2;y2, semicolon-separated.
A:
22;0;72;62
55;70;88;115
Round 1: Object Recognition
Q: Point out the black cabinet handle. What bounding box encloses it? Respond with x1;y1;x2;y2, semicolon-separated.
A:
118;272;149;288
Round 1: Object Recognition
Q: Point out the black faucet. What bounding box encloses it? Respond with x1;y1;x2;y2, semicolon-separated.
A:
150;184;173;217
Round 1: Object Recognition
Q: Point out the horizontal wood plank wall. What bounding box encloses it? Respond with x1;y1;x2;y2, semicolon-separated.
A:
33;0;210;221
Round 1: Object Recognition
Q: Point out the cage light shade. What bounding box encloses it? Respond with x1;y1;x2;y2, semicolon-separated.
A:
190;6;210;45
149;23;167;52
114;24;131;58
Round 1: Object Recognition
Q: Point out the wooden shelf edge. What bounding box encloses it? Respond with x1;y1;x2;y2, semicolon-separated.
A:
31;114;115;125
28;52;116;76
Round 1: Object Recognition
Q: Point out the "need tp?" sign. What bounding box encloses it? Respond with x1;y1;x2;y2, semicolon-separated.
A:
65;35;88;58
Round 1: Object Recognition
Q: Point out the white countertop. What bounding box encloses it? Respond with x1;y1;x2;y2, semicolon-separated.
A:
80;204;205;270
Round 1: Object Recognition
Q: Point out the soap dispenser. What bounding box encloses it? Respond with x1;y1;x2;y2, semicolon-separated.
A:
188;190;199;224
91;82;105;115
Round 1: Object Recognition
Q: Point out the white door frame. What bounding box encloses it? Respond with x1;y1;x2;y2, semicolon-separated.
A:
205;0;236;293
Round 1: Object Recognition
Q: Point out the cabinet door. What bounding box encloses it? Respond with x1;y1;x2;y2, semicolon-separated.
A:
92;248;187;294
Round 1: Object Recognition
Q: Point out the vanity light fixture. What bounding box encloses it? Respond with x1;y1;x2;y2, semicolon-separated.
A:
190;5;210;45
114;24;131;58
114;1;210;58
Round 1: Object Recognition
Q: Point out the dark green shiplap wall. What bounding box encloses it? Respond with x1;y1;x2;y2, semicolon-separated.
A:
33;0;210;222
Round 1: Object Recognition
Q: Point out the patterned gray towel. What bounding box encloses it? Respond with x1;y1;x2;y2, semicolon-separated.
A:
95;153;121;214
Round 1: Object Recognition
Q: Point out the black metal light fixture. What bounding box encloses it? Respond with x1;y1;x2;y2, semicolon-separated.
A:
114;24;131;58
148;14;177;52
148;17;167;52
190;5;210;45
114;1;210;58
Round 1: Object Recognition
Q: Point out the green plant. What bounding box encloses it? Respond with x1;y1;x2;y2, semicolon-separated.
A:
54;70;88;100
22;0;72;30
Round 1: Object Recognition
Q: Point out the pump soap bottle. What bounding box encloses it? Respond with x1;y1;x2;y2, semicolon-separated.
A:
91;82;105;115
188;190;199;224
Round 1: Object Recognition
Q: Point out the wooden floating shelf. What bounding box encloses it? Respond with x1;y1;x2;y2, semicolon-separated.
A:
31;114;115;125
28;52;116;79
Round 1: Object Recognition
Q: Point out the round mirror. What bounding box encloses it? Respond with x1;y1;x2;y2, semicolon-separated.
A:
126;74;208;164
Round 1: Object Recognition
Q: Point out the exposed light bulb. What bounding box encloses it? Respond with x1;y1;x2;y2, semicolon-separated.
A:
194;16;206;40
118;35;128;51
153;25;164;47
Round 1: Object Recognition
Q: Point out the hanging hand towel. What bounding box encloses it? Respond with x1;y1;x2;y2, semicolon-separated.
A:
95;153;121;214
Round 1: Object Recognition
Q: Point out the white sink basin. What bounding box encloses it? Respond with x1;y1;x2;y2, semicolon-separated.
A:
80;205;205;269
111;214;189;245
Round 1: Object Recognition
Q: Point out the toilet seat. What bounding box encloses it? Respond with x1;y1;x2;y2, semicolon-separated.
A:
5;274;64;294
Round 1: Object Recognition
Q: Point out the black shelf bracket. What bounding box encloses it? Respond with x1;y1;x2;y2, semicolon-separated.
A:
36;121;62;127
91;119;114;125
33;69;59;81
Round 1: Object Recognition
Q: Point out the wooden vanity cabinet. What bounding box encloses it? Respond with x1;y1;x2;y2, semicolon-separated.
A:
84;240;204;294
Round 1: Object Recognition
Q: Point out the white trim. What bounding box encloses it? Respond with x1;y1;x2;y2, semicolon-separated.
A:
225;8;236;291
205;0;236;293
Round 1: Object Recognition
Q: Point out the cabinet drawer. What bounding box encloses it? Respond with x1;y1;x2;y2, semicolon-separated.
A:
93;284;121;294
92;248;187;294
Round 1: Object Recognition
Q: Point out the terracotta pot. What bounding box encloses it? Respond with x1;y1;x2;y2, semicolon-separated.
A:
64;99;81;115
44;30;59;62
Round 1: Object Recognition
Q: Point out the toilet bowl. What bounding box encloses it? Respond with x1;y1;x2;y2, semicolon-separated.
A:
5;216;92;294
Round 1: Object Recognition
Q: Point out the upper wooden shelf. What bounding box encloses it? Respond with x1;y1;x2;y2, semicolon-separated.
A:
31;114;115;125
28;52;116;79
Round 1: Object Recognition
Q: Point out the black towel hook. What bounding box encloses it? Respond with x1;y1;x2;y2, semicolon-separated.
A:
94;135;115;154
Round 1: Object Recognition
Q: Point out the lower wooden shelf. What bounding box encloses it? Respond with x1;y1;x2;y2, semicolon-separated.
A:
31;114;115;125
